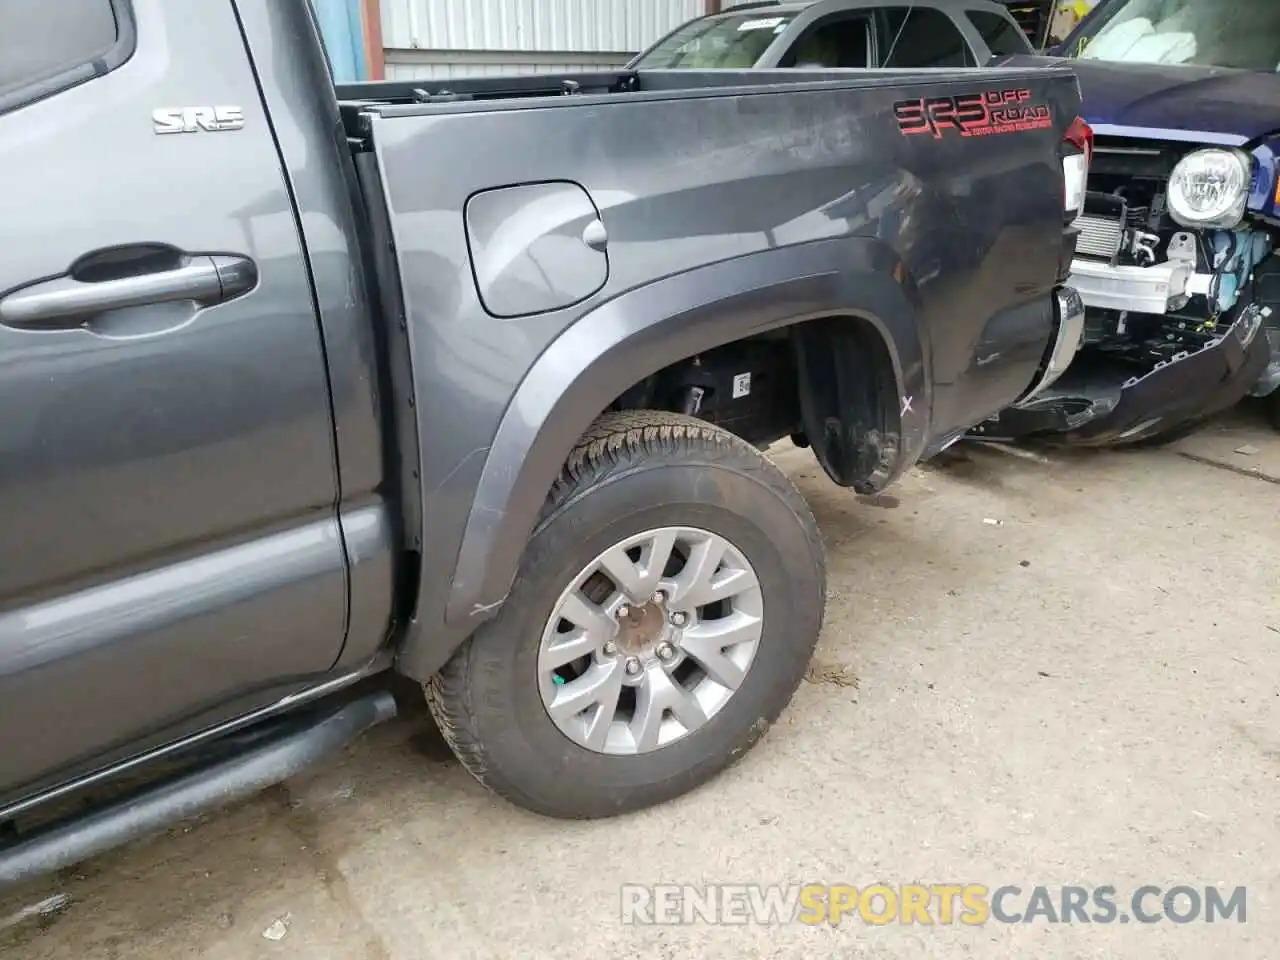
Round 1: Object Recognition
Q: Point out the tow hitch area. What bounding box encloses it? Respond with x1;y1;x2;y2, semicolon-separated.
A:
970;301;1272;445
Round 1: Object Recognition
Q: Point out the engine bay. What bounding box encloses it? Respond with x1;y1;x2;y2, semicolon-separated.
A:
1073;158;1276;371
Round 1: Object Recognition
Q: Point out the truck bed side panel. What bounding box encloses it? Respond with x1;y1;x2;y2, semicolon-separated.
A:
361;68;1081;677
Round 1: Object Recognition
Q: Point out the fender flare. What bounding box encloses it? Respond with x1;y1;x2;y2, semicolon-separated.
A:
395;236;930;679
451;234;930;617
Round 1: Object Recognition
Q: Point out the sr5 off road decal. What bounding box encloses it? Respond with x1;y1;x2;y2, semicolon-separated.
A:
892;88;1052;139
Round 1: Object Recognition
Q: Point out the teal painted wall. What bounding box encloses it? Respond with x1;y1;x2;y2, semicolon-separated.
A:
314;0;369;82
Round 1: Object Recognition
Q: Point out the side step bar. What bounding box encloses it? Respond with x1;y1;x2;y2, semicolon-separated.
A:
0;691;397;890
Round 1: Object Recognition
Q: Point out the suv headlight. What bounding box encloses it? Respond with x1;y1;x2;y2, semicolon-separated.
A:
1167;148;1252;229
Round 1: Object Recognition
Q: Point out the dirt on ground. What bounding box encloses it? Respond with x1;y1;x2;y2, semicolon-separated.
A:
3;405;1278;960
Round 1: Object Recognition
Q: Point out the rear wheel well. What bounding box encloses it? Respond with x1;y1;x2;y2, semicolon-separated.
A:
608;315;901;491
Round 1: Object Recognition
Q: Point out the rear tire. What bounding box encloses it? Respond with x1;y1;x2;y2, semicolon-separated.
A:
426;410;826;819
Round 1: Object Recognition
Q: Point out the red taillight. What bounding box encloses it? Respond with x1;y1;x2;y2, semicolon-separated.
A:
1062;116;1093;220
1064;116;1094;166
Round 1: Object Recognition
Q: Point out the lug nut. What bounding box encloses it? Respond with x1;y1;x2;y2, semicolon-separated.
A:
670;611;688;627
602;640;618;656
656;643;676;662
616;603;630;619
624;657;643;676
652;590;666;604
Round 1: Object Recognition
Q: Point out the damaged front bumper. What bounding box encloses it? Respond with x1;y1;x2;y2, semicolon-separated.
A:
968;297;1273;445
1247;322;1280;399
1069;254;1280;399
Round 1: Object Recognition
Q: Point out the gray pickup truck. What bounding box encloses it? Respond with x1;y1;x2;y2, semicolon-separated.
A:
0;0;1086;886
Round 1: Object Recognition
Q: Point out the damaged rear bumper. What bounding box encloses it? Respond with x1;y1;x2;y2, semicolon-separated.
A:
969;299;1272;445
1019;285;1087;403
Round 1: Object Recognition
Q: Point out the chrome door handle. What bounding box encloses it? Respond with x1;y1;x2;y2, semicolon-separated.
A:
0;255;256;328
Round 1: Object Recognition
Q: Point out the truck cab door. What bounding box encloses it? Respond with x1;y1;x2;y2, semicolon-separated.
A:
0;0;348;804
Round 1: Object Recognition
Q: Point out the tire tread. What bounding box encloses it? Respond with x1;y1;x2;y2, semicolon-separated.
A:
426;410;825;816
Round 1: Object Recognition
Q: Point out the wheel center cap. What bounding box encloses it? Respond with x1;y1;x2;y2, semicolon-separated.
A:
615;602;666;655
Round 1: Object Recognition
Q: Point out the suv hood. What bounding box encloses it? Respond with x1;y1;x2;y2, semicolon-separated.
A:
1001;55;1280;145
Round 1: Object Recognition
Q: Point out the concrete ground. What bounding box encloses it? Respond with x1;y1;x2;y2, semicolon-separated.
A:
3;404;1278;960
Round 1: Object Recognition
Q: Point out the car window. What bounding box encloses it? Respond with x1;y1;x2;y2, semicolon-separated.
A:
880;7;976;67
1001;1;1050;48
967;9;1036;56
0;0;131;113
1069;0;1280;71
635;12;799;69
781;15;873;68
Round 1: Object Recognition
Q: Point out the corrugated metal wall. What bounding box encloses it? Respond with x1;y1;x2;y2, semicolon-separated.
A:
381;0;704;80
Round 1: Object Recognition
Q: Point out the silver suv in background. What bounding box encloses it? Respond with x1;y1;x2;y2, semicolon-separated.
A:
629;0;1036;71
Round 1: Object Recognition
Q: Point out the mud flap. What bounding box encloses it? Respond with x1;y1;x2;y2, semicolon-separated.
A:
792;318;900;492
